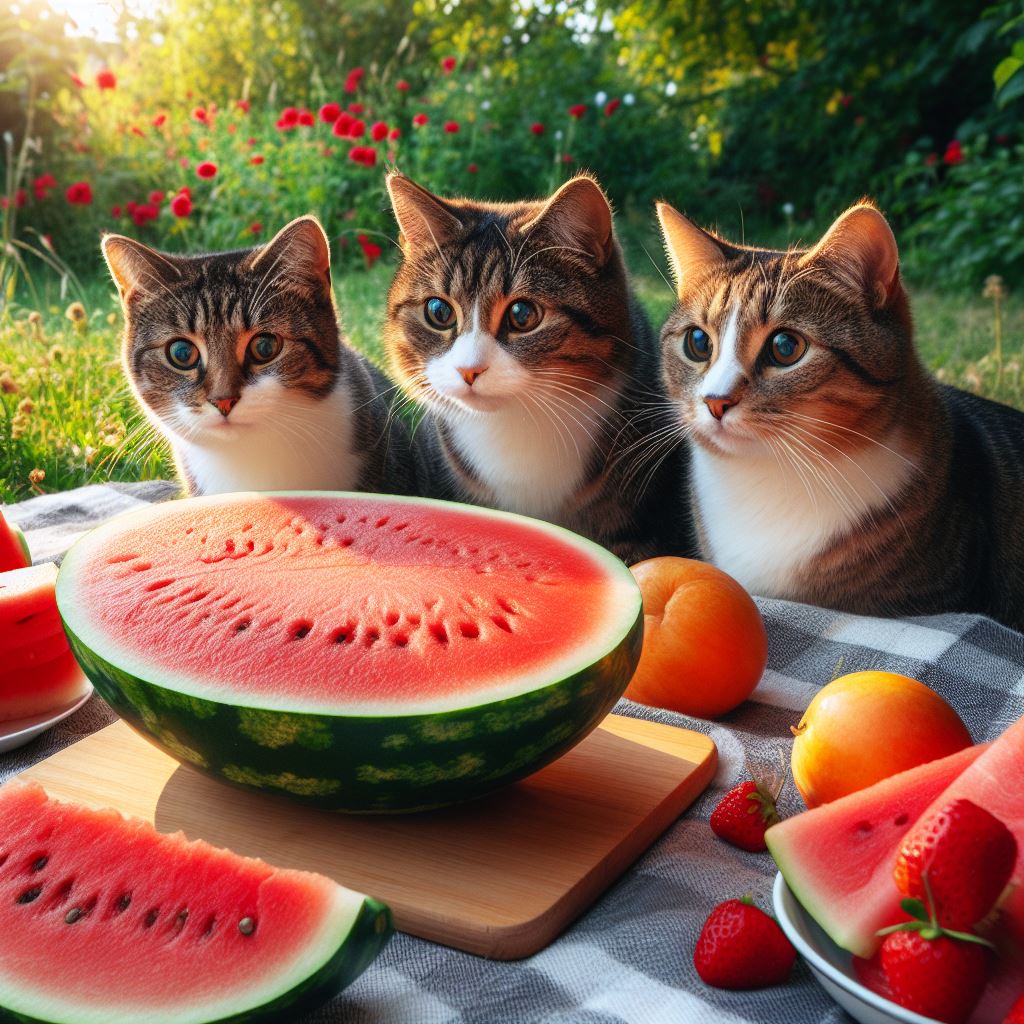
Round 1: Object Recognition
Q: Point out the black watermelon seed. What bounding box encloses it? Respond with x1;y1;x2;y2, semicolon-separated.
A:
115;893;132;913
65;908;82;924
31;856;48;872
238;916;256;936
144;908;159;928
17;887;41;904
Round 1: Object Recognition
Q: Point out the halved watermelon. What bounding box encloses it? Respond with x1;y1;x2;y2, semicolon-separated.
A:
0;564;89;723
57;492;643;811
0;780;392;1023
0;508;30;571
766;744;985;957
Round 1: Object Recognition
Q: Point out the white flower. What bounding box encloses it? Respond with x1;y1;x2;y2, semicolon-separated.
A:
782;202;795;217
623;93;635;105
665;81;678;97
480;99;491;111
595;91;607;106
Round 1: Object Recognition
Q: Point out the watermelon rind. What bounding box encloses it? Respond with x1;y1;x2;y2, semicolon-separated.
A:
56;492;643;812
12;523;30;566
0;893;392;1024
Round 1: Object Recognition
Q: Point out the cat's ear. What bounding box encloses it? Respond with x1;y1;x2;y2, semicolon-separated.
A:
799;203;900;306
248;216;332;297
387;172;464;251
655;203;730;293
101;234;183;305
522;175;614;265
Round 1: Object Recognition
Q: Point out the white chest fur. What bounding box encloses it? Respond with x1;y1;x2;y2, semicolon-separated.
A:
448;394;605;522
170;382;363;495
691;434;916;598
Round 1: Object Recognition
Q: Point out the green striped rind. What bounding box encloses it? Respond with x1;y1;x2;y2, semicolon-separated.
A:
12;524;30;566
0;897;392;1024
63;610;642;812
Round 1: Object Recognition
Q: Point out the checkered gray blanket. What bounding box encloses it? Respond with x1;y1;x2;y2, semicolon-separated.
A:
4;481;1023;1024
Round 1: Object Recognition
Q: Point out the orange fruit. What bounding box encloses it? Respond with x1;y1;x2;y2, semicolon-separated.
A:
791;671;972;808
625;557;767;719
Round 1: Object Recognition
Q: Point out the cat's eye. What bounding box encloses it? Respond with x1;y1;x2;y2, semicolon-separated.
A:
166;338;200;371
424;297;456;330
766;330;808;368
248;332;283;364
682;327;712;363
506;299;542;333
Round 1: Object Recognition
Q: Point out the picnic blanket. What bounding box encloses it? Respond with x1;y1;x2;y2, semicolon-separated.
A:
4;481;1023;1024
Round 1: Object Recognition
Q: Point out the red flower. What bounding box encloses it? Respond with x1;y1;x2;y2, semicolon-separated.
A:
148;191;165;205
70;73;85;88
132;203;160;227
227;123;237;135
192;107;209;123
130;126;145;137
250;154;264;165
349;118;366;138
170;194;192;218
568;104;587;119
444;120;460;133
152;113;167;127
249;223;263;234
396;79;410;92
178;187;192;199
111;205;122;217
348;102;365;114
943;139;964;165
126;201;138;214
839;93;853;108
298;109;315;126
332;112;355;137
33;174;56;200
441;56;457;73
361;241;382;268
562;153;574;163
370;121;389;142
468;163;478;173
530;122;545;135
319;102;341;123
196;162;218;179
603;98;621;116
13;189;26;208
276;107;299;130
348;145;377;167
246;137;257;146
413;113;429;126
96;69;117;90
344;67;365;94
389;127;401;140
65;181;93;205
236;99;250;114
925;152;938;167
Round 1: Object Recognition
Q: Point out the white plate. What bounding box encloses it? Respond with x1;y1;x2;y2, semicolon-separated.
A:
0;686;93;754
773;872;938;1024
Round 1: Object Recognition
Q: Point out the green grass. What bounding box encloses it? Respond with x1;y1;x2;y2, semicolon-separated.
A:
1;257;1021;505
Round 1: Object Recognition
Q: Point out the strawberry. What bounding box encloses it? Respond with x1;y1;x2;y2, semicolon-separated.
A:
877;892;994;1024
710;777;783;852
894;798;1017;929
693;896;796;989
1004;994;1024;1024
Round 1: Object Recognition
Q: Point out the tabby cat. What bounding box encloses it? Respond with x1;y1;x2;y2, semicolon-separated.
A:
383;171;690;563
102;217;418;496
656;200;1024;629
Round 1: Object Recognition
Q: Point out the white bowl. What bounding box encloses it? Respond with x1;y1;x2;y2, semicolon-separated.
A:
773;872;939;1024
0;687;93;754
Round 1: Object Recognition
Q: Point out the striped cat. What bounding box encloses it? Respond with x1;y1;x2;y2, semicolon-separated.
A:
656;200;1024;629
383;171;690;563
102;217;419;497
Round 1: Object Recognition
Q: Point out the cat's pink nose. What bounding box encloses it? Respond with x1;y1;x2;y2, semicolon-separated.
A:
210;396;239;418
458;366;487;386
704;395;738;421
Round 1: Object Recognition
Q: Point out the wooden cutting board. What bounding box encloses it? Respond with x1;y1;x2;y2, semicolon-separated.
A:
19;714;716;959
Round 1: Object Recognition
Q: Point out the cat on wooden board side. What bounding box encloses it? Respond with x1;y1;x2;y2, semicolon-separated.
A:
383;171;694;565
102;217;422;498
656;199;1024;630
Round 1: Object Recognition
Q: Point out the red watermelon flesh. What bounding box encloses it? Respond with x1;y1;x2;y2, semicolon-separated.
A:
0;564;88;723
0;508;30;572
767;744;986;957
0;780;391;1023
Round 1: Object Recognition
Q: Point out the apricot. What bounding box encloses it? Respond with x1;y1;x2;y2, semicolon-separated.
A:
791;671;972;808
625;557;767;719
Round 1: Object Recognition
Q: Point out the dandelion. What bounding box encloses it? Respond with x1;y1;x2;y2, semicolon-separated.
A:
250;154;264;165
170;193;192;217
196;162;218;179
442;56;457;73
65;181;93;205
604;98;621;116
396;80;410;92
27;311;42;328
319;102;341;123
28;469;46;489
371;121;389;142
65;302;86;324
96;69;117;90
413;113;429;126
568;104;587;119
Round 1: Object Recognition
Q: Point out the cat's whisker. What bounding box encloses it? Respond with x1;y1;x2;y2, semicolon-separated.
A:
517;243;593;270
788;410;921;474
640;244;675;296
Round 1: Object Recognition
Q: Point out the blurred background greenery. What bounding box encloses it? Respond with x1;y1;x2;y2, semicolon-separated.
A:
1;0;1022;500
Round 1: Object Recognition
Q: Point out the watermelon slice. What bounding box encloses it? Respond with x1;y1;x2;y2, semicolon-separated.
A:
0;780;392;1023
0;564;89;723
57;492;643;812
766;744;985;957
0;507;30;571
